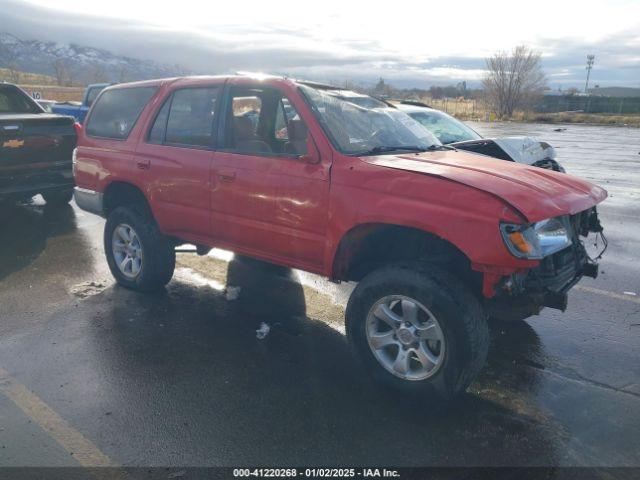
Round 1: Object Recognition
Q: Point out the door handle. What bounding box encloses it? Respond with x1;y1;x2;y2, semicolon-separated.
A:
136;159;150;170
218;171;236;182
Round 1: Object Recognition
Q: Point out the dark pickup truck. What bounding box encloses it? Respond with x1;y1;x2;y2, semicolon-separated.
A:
0;83;78;206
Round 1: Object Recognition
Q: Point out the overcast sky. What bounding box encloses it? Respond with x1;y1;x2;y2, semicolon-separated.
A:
2;0;639;88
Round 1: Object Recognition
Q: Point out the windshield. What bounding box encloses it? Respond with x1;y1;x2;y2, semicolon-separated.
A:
407;109;481;144
300;86;441;155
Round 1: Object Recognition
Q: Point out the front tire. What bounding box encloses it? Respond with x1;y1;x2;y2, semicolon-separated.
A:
104;206;175;291
346;264;489;399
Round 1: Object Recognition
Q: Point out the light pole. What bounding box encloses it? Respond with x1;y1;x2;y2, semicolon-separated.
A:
585;55;595;94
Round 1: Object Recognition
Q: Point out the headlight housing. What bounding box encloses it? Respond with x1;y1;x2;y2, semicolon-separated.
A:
500;217;572;259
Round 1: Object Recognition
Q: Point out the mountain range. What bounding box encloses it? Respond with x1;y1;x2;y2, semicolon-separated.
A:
0;32;184;84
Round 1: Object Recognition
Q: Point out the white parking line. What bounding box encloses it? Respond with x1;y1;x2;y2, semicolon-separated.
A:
576;285;640;305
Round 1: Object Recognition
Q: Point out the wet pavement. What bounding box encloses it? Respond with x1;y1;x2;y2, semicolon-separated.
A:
0;123;639;468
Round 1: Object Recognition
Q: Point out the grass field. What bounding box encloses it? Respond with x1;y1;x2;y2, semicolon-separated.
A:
420;97;640;127
0;68;59;85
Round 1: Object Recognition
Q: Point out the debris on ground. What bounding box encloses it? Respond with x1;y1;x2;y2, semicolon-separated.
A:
167;471;187;479
256;322;271;340
69;281;107;298
226;286;241;300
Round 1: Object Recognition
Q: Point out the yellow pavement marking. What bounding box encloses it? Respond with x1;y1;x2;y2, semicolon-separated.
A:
0;366;116;467
575;285;640;305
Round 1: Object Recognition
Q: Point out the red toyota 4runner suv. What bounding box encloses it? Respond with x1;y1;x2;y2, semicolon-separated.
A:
74;76;606;398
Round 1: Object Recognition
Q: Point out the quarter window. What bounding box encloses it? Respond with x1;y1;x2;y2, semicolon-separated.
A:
85;87;156;140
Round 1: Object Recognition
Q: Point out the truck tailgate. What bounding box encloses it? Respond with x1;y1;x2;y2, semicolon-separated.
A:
1;114;77;195
0;114;76;171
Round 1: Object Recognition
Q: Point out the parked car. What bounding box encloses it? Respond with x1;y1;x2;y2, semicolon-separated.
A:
74;76;606;398
51;83;110;123
396;102;564;171
0;83;78;206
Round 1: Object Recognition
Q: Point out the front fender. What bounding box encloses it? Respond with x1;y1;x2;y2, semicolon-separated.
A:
324;181;536;280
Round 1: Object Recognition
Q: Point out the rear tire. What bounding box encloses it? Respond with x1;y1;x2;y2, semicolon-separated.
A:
346;263;489;399
42;189;73;206
104;206;175;292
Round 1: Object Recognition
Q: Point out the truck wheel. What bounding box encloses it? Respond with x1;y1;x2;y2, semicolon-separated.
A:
42;189;73;206
346;264;489;399
104;206;175;292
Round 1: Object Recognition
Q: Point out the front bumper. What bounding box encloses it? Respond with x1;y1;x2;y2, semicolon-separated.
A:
487;208;604;322
74;187;104;216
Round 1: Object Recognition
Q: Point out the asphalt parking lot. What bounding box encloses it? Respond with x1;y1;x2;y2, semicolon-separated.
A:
0;122;639;469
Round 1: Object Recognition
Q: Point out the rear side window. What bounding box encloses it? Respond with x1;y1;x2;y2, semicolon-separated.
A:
86;87;157;140
163;87;219;147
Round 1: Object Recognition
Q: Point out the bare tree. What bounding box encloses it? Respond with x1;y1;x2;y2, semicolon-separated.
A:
52;58;74;86
91;64;109;83
117;66;130;83
483;45;546;117
0;43;22;83
6;61;22;83
173;64;189;76
373;77;392;97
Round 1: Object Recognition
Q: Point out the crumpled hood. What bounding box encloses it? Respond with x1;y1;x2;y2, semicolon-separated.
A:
492;136;556;164
452;136;556;165
361;150;607;222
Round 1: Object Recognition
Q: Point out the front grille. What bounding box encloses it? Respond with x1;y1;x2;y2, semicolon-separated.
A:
532;246;581;292
531;159;563;171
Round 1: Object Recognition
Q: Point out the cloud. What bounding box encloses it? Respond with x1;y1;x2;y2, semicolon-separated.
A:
1;0;639;88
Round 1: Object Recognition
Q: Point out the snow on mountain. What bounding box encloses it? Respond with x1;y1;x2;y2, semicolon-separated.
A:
0;32;183;84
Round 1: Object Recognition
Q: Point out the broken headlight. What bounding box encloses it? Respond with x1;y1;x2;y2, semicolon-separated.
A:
500;217;572;259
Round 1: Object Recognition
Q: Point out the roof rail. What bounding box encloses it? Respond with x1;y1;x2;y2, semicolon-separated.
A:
234;71;281;80
400;100;432;108
295;79;342;90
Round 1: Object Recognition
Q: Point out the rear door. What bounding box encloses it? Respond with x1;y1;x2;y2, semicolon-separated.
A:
134;84;221;241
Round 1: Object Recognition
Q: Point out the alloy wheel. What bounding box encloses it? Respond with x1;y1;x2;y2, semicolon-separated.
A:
365;295;445;381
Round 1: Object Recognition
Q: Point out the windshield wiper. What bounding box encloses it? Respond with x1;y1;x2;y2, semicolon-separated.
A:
358;145;428;156
425;144;457;151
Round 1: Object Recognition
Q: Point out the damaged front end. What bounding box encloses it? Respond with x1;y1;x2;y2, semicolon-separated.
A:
452;137;565;172
486;207;606;322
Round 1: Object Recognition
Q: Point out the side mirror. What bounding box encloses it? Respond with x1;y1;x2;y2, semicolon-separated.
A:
300;136;321;164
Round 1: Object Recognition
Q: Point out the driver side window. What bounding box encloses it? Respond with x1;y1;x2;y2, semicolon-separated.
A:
224;86;307;157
